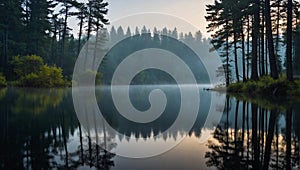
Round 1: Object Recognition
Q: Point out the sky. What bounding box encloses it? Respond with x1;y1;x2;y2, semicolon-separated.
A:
69;0;215;38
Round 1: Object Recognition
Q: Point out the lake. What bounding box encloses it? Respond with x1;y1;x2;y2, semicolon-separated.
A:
0;86;299;169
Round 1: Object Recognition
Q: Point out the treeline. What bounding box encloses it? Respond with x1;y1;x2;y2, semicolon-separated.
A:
206;0;300;85
101;26;211;85
0;0;109;80
108;25;208;44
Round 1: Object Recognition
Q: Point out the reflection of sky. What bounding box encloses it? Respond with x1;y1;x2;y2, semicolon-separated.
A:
62;127;211;170
69;0;214;38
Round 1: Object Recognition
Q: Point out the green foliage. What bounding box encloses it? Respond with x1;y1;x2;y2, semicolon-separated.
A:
39;65;65;87
18;73;40;87
18;65;67;88
0;0;110;80
11;55;44;78
10;55;68;88
0;73;7;87
228;76;300;96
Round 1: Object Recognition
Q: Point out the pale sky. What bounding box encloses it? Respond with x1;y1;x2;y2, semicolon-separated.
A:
69;0;214;38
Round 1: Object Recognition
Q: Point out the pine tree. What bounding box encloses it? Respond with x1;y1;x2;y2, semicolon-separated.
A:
26;0;56;59
286;0;293;81
251;0;260;80
206;0;250;83
265;0;279;79
0;0;23;73
60;0;82;67
69;2;87;55
125;27;131;37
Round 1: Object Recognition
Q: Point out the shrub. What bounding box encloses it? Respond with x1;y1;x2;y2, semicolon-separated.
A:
18;65;67;88
39;65;65;87
18;73;40;87
227;82;244;93
0;73;7;87
10;55;69;88
228;75;300;96
11;55;44;78
242;81;257;93
288;81;300;95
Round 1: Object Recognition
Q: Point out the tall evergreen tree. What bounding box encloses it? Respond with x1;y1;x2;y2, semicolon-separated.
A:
125;27;131;37
286;0;293;81
56;0;79;67
85;0;109;40
251;0;260;80
0;0;23;73
117;26;124;37
206;0;250;83
69;2;87;55
265;0;279;79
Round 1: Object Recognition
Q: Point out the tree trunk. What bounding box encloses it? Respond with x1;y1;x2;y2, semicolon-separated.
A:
251;0;260;80
234;30;240;82
259;31;262;76
247;16;251;79
51;26;57;64
61;4;69;68
226;21;230;85
286;0;293;81
77;16;83;55
275;0;281;73
261;3;266;76
265;0;279;79
87;17;92;40
266;37;269;74
241;24;246;82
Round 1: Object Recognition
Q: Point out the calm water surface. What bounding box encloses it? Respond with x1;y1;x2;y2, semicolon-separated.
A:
0;86;299;169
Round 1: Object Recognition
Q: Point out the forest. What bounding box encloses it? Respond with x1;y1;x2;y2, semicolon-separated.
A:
0;0;215;87
0;0;299;91
206;0;300;89
1;1;300;169
0;0;109;87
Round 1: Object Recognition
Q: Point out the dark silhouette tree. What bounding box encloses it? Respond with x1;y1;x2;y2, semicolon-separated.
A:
286;0;294;81
56;0;79;67
265;0;279;79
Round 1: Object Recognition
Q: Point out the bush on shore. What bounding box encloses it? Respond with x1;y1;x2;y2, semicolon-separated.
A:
11;55;69;88
227;76;300;96
17;65;68;88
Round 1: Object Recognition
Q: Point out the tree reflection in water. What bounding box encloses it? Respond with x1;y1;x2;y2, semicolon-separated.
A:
205;96;300;170
1;88;300;169
0;88;116;169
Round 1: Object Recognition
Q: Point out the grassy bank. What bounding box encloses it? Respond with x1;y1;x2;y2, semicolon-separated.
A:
227;76;300;97
215;76;300;110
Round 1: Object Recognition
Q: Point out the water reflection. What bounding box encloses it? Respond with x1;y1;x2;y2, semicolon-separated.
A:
206;96;300;170
0;88;115;169
0;87;299;169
